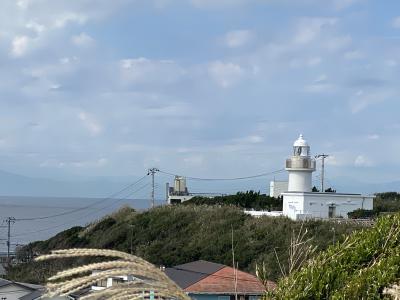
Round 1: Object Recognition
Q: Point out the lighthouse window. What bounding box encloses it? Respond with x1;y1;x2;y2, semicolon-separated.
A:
301;147;309;156
294;146;302;156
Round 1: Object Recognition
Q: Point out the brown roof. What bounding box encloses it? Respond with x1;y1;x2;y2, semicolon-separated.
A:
165;260;225;289
184;266;273;294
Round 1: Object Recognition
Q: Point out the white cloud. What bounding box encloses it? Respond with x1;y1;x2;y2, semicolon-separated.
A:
324;35;352;51
307;57;322;66
183;155;204;166
354;155;373;167
71;32;95;47
344;50;365;60
304;74;334;93
26;21;46;34
78;112;102;136
392;16;400;29
234;135;264;144
54;12;87;28
333;0;362;10
367;134;380;140
223;29;254;48
191;0;247;9
385;60;398;67
120;57;184;86
294;17;337;44
11;35;30;57
208;61;244;88
349;90;390;114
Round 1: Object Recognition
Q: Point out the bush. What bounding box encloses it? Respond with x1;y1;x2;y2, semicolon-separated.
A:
270;212;400;299
6;205;362;284
347;209;375;219
183;191;282;211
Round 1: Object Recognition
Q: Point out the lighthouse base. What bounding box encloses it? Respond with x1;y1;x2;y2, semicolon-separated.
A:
282;192;374;221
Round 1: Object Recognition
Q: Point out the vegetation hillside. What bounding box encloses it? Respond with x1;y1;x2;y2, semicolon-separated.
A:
183;191;282;211
271;212;400;299
7;205;361;284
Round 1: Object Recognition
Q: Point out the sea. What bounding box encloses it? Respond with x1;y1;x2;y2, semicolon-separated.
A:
0;196;162;253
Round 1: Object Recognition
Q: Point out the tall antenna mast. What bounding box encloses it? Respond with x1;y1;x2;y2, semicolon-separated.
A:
147;168;159;208
315;154;329;192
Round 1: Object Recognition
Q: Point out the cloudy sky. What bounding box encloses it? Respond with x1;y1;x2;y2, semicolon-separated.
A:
0;0;400;190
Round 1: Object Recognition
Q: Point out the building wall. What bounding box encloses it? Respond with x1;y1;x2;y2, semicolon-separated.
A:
269;181;288;198
282;194;305;220
168;195;195;204
287;171;312;192
283;193;374;220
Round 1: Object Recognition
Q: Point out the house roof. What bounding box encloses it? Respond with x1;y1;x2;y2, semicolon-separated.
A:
165;260;225;289
166;260;275;294
0;278;10;288
0;278;45;300
19;290;43;300
185;266;269;294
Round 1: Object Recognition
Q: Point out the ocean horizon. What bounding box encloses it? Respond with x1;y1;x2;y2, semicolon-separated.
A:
0;195;164;253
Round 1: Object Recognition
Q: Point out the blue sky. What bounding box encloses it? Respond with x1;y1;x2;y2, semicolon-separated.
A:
0;0;400;192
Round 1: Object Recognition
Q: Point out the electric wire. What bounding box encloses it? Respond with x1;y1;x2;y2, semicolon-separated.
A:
14;175;148;221
158;168;285;181
11;182;151;238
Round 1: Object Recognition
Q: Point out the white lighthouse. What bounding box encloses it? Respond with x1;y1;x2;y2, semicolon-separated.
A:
286;134;316;192
282;134;374;220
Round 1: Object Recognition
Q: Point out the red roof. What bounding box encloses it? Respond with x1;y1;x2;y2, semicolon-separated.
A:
184;266;275;294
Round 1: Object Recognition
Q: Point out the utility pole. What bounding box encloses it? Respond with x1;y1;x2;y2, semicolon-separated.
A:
315;154;329;192
147;168;159;208
6;217;15;264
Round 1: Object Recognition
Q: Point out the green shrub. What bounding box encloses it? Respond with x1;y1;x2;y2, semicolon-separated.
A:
270;212;400;299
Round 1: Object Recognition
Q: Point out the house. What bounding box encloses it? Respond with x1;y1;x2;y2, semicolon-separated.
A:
165;260;275;300
0;279;69;300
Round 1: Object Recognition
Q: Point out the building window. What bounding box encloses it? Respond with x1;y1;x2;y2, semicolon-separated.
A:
170;198;182;204
218;296;230;300
97;279;107;287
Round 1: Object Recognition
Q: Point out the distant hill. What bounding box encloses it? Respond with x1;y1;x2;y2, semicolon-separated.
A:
0;169;397;198
327;176;400;195
0;169;139;198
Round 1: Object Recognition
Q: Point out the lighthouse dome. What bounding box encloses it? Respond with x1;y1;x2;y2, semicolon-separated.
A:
292;134;310;157
293;134;308;147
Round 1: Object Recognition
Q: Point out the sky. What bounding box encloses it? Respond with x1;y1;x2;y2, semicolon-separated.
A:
0;0;400;194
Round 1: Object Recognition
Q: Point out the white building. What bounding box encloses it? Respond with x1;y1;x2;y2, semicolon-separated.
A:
269;180;288;198
167;176;223;204
167;176;195;204
282;135;374;220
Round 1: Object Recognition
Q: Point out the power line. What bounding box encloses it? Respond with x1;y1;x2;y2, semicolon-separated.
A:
158;169;285;181
14;175;148;221
11;182;151;238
